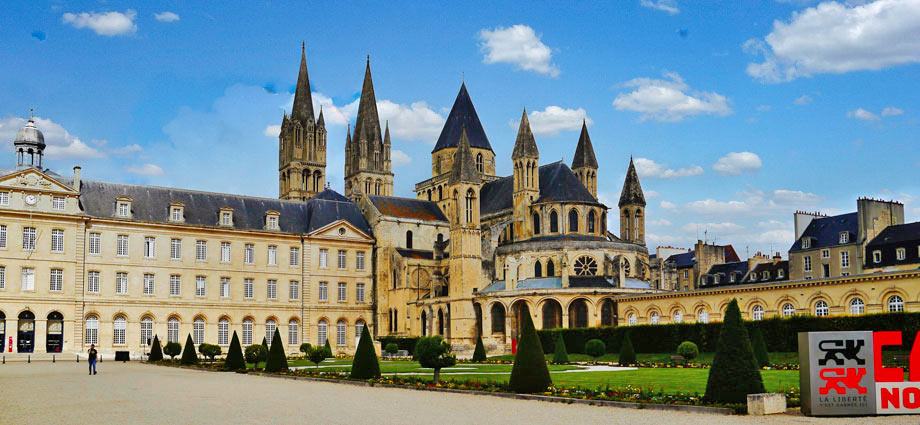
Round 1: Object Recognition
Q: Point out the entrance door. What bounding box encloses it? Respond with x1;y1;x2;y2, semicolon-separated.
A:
0;311;5;352
17;311;35;353
46;312;63;353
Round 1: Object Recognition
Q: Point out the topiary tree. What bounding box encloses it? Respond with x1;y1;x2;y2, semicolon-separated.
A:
308;345;328;368
180;334;199;365
677;341;699;362
509;313;552;393
324;339;333;357
619;332;636;365
585;339;606;358
148;335;163;362
224;331;245;370
350;325;380;379
705;299;765;404
471;336;487;363
552;334;569;364
264;329;289;373
299;343;312;357
261;337;270;369
414;336;456;382
385;343;399;357
751;326;770;368
199;343;222;361
244;344;267;365
164;341;181;360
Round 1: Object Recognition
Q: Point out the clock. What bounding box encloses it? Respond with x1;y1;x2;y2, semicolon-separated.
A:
24;194;37;206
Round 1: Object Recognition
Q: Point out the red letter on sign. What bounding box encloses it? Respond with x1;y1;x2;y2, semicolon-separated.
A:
880;387;900;409
911;331;920;382
875;331;904;382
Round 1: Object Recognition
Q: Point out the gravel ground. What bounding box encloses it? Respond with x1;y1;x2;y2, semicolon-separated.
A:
0;362;913;425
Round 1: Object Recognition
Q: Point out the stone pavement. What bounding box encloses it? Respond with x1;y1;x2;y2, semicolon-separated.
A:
0;362;913;424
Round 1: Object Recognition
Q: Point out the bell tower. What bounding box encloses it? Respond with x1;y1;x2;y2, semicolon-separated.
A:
279;43;327;201
619;158;646;245
512;109;540;240
571;120;598;199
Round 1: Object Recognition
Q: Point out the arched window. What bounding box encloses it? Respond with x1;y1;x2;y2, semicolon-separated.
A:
568;209;579;233
265;319;277;345
427;190;432;201
242;318;253;345
438;186;443;200
534;261;542;278
628;313;637;326
532;213;541;235
673;310;683;323
546;260;555;276
193;317;204;345
288;319;299;345
114;316;127;345
889;295;904;312
849;298;865;315
549;210;559;233
622;259;631;276
782;303;796;317
815;300;829;317
476;153;483;173
406;231;413;249
141;316;154;346
168;317;179;343
650;311;659;324
697;309;708;324
317;320;328;345
355;320;365;346
634;209;642;240
465;189;475;223
393;309;398;331
218;318;229;345
752;305;764;321
491;304;506;333
587;210;596;233
85;315;99;345
336;320;347;346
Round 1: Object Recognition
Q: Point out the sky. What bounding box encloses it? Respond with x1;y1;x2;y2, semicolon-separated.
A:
2;0;920;259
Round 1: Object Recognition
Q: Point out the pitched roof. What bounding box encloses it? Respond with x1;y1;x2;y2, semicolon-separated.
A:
749;261;789;283
666;251;695;268
511;109;539;159
368;195;448;222
701;261;749;286
479;161;600;217
396;248;435;260
571;121;597;169
789;212;858;251
432;83;492;153
290;43;315;124
448;127;481;185
867;221;920;247
619;158;646;207
352;57;382;146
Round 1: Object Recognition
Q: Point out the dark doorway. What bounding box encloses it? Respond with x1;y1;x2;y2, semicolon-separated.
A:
18;311;35;353
0;311;5;352
437;309;444;335
600;299;617;326
542;300;562;329
421;310;428;336
46;312;63;353
568;299;589;328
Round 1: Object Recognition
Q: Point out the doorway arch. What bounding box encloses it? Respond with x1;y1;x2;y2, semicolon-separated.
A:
541;299;563;329
46;311;64;353
568;299;589;328
18;311;35;353
600;299;617;326
510;300;531;340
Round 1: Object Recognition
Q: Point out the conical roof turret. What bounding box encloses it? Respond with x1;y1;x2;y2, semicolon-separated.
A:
512;108;539;160
432;82;492;153
572;120;597;169
619;157;646;207
448;126;481;185
291;42;315;123
352;56;382;146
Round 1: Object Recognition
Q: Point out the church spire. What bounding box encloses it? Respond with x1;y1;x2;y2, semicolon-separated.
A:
291;42;315;123
352;55;382;148
572;120;597;169
619;157;646;207
317;105;325;127
448;127;481;185
512;108;539;160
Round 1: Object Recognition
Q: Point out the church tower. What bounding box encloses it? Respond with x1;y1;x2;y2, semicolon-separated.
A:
512;109;540;240
619;158;646;245
571;120;598;199
446;127;482;343
279;43;327;201
345;57;394;200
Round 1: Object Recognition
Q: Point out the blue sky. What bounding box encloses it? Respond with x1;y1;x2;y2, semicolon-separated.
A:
2;0;919;258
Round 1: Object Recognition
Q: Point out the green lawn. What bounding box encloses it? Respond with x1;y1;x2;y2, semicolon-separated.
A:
487;351;800;365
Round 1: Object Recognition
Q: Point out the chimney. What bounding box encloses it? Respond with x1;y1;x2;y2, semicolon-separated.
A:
773;252;782;264
73;166;81;192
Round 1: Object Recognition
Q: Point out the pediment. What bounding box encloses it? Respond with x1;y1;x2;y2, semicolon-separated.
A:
0;168;78;195
309;219;373;242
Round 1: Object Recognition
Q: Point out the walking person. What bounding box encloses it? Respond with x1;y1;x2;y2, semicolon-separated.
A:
88;344;98;375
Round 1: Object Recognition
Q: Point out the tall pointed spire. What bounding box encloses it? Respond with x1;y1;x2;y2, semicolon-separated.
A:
433;82;492;153
383;121;391;144
619;157;646;207
572;120;598;169
512;108;539;159
449;126;481;185
353;55;382;148
291;42;315;123
317;105;325;127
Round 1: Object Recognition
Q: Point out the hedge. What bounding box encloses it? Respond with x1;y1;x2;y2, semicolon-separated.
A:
536;312;920;354
376;336;420;355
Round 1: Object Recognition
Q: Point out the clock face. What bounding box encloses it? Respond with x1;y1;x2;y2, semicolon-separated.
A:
25;195;37;205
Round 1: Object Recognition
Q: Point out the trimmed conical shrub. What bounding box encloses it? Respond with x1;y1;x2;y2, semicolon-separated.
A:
751;326;770;368
264;329;289;372
148;335;163;362
552;334;569;364
471;336;487;363
324;339;333;357
181;334;198;365
509;313;552;393
350;325;380;379
619;332;636;365
262;336;271;370
224;331;245;370
705;299;765;403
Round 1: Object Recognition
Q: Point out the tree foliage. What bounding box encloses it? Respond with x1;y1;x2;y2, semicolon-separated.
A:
414;336;456;382
677;341;699;361
705;299;765;404
198;343;222;361
300;343;313;356
585;339;606;358
751;326;770;368
308;345;328;368
552;334;569;364
618;332;636;365
164;341;181;360
509;313;552;393
471;337;487;363
245;344;267;365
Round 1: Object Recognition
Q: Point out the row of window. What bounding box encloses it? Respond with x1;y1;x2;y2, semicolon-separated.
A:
84;271;303;300
871;247;919;263
800;232;849;250
317;281;366;303
0;226;66;252
317;248;365;270
0;193;66;210
802;251;850;272
117;201;279;230
0;266;63;292
531;208;605;236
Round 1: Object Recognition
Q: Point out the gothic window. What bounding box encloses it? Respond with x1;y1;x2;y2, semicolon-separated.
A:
465;189;475;224
427;190;432;201
375;181;380;195
546;260;555;276
491;304;506;333
573;256;597;276
549;210;559;233
406;231;413;249
532;213;541;235
587;210;596;233
438;186;443;201
568;209;579;233
534;261;542;278
476;153;483;173
634;209;642;240
622;259;630;276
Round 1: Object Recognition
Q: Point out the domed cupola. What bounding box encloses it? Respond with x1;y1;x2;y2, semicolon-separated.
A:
14;109;46;169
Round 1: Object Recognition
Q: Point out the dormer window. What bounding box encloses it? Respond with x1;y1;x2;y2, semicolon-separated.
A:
169;203;184;222
801;238;811;249
897;248;906;261
220;208;233;226
763;271;770;280
729;273;736;282
713;275;720;284
839;232;849;244
778;269;784;278
116;197;132;218
750;273;757;282
873;250;882;263
265;211;280;230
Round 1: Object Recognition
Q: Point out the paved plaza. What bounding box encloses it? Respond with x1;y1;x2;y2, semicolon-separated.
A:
0;362;912;424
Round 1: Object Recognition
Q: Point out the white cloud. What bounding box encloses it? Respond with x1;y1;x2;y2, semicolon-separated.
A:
613;71;732;122
62;10;137;36
640;0;680;14
771;189;820;204
391;150;412;168
376;101;445;143
125;164;164;176
756;105;772;111
793;94;812;105
264;125;281;138
0;116;104;160
882;106;904;116
110;144;142;155
682;187;820;218
633;157;704;178
684;199;750;215
847;108;879;121
712;151;762;175
645;190;660;199
681;222;743;233
660;200;677;209
515;106;592;137
648;218;673;226
745;0;920;82
154;12;179;22
309;92;359;127
758;219;789;229
477;25;560;77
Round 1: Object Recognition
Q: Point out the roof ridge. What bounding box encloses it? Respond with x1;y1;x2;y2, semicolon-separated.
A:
80;178;328;206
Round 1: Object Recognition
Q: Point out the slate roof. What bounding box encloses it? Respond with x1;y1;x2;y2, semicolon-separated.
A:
666;251;695;268
368;195;448;222
749;261;789;283
396;248;435;260
619;158;645;207
290;43;315;124
526;235;608;243
352;57;383;148
866;222;920;247
571;121;597;169
78;181;372;236
479;276;616;292
448;127;481;185
432;83;493;153
569;276;615;288
511;109;539;159
701;261;749;286
479;161;601;217
789;212;858;252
